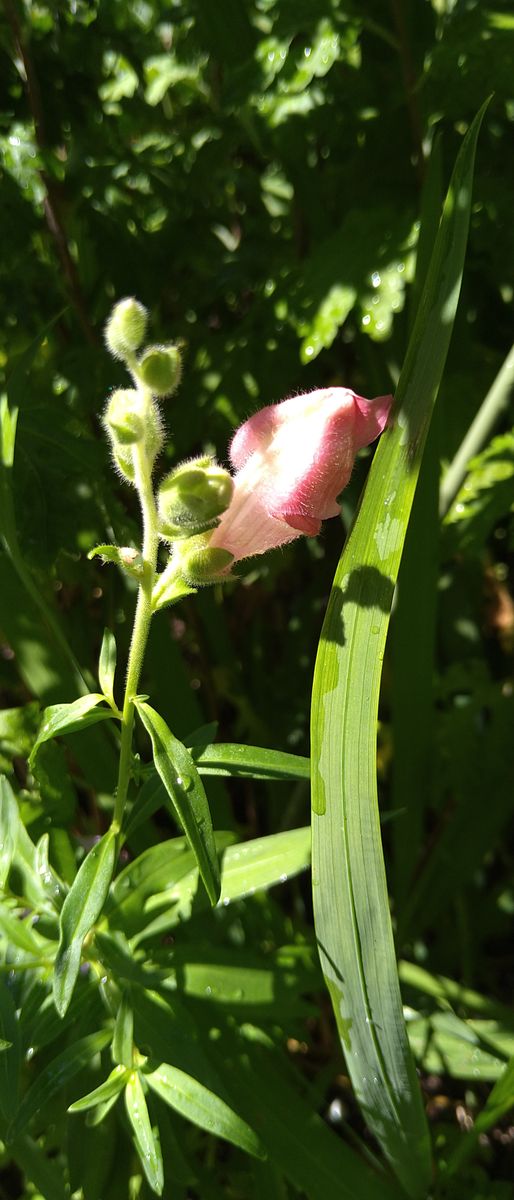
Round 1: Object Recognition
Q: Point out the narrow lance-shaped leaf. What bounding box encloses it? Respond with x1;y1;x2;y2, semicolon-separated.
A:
190;742;310;781
311;101;488;1199
0;775;18;888
54;830;117;1016
98;629;117;709
145;1061;265;1159
8;1029;112;1140
68;1064;129;1113
135;700;221;906
125;1070;164;1196
29;694;117;764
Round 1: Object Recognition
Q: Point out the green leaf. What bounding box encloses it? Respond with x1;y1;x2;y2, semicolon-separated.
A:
407;1014;512;1081
0;980;20;1120
189;742;310;781
0;774;19;888
54;830;117;1016
68;1064;129;1112
30;694;117;763
311;101;488;1198
0;906;48;956
145;1061;265;1159
99;628;117;709
134;701;221;906
112;993;134;1067
8;1028;112;1140
446;1054;514;1174
219;827;311;905
9;1133;68;1200
125;1070;164;1195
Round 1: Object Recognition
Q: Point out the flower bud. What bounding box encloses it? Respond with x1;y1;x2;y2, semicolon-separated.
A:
158;457;233;539
103;389;164;484
104;389;145;445
175;537;234;586
104;298;148;360
137;344;182;397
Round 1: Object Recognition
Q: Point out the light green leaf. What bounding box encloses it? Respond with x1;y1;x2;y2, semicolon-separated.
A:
190;742;310;781
0;774;18;887
311;101;488;1197
135;701;221;906
446;1054;514;1175
68;1064;128;1112
407;1014;512;1082
30;694;117;763
98;628;117;709
112;993;134;1068
125;1070;164;1195
219;827;311;905
0;907;48;956
8;1029;111;1140
54;830;117;1016
145;1061;264;1159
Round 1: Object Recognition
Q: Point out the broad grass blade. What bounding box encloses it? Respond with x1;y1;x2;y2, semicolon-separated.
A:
311;101;488;1197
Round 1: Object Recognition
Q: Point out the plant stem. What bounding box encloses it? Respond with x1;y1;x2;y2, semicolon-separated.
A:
439;341;514;515
112;440;159;834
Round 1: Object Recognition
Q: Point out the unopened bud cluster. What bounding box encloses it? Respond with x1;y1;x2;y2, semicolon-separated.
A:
100;297;234;595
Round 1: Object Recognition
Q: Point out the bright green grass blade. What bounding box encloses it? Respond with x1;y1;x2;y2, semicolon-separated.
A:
311;101;488;1198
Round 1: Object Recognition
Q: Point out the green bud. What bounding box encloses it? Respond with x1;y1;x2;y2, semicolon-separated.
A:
104;389;145;445
104;297;148;360
103;389;164;484
175;537;234;586
137;344;182;397
158;457;233;539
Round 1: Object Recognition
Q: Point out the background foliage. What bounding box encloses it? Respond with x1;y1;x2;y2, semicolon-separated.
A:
0;1;513;1197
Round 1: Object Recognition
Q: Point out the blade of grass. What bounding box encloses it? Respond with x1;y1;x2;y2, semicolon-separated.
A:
311;101;488;1198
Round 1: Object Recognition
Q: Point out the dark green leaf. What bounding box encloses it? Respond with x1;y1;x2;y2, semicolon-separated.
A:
8;1028;112;1140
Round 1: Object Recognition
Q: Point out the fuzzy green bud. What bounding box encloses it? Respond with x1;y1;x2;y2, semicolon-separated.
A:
158;457;233;539
138;344;182;397
104;297;148;360
175;537;234;586
104;389;145;445
103;389;164;484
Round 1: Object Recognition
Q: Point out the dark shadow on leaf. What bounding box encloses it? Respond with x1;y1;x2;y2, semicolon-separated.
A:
322;565;395;647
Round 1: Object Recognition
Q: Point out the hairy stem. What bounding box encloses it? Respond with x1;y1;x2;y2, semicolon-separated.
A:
113;443;159;834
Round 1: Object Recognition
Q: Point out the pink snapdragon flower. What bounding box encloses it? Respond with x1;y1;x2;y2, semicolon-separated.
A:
209;387;393;562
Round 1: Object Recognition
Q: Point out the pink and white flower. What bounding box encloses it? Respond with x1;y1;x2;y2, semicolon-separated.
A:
209;387;393;562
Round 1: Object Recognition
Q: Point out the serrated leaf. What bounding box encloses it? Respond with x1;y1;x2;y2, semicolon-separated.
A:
125;1070;164;1195
311;101;489;1197
99;628;117;708
54;830;117;1016
146;1061;265;1159
68;1064;128;1112
30;694;117;763
134;701;220;906
8;1028;111;1140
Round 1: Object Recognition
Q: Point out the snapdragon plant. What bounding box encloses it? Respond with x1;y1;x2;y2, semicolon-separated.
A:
0;101;500;1200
